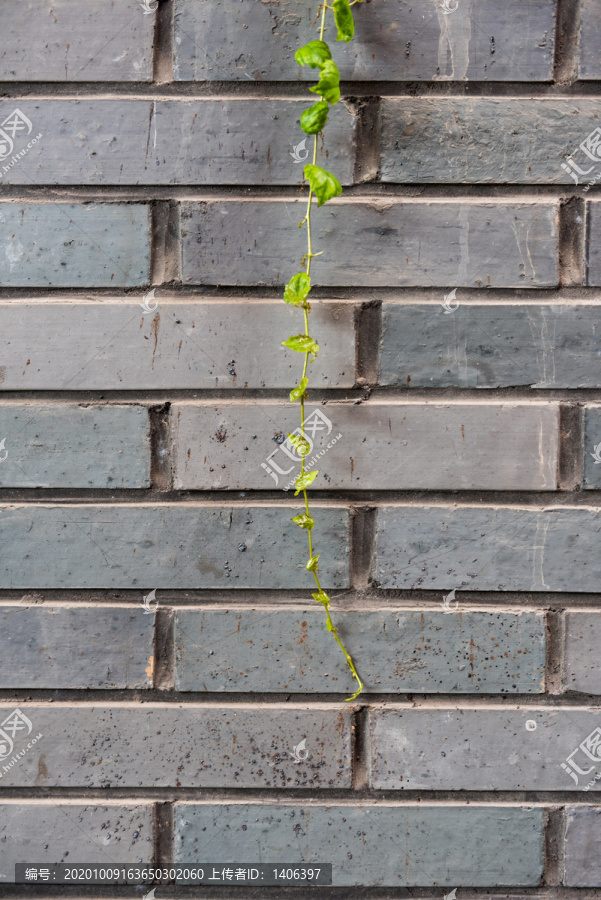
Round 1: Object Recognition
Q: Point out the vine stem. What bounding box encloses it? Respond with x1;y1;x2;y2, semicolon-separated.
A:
297;1;364;702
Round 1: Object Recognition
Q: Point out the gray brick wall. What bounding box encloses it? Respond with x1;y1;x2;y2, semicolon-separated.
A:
0;0;598;895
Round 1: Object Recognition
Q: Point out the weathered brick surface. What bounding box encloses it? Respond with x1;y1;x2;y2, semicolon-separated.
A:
181;201;558;287
0;204;150;287
583;406;601;488
379;303;601;388
0;506;350;589
0;0;154;82
586;202;601;285
375;507;601;592
579;0;601;79
174;0;555;82
0;805;153;872
172;401;559;491
0;706;351;788
370;709;600;791
175;608;546;694
174;804;544;885
0;100;356;185
563;612;601;694
0;405;149;488
564;808;601;886
0;607;153;689
381;99;599;184
0;300;354;390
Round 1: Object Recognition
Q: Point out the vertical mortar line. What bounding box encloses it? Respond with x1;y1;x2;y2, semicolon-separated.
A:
149;402;173;491
544;806;565;887
151;200;182;286
353;96;381;185
558;403;584;491
154;606;175;691
545;607;565;696
154;801;175;867
355;300;382;386
552;0;581;84
558;197;586;288
350;506;377;591
153;0;175;84
351;705;369;791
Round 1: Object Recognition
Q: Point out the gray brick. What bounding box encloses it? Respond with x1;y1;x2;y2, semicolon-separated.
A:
0;100;355;186
0;608;153;689
375;507;601;592
579;0;601;79
587;202;601;285
563;612;601;694
0;506;349;589
181;201;558;287
175;608;545;694
565;808;601;886
0;405;149;488
0;204;150;287
0;706;351;788
172;401;559;491
380;303;601;388
584;407;601;488
0;0;154;82
174;804;543;885
0;804;153;877
174;0;554;82
371;709;601;791
0;300;354;390
381;98;600;184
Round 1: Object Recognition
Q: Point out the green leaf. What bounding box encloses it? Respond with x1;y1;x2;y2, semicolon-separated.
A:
300;100;329;135
294;470;318;494
292;513;315;530
333;0;354;41
287;433;311;456
309;60;340;104
304;164;342;207
289;377;308;402
284;272;311;306
282;334;320;356
295;40;332;69
306;554;320;571
312;590;330;606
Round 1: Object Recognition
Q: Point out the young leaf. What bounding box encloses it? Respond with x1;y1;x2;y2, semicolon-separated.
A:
284;272;311;306
333;0;354;41
304;164;343;207
312;590;330;606
289;377;308;402
300;100;329;135
309;60;340;104
292;513;315;530
282;334;320;356
294;470;318;494
306;554;320;571
288;433;311;456
295;40;332;69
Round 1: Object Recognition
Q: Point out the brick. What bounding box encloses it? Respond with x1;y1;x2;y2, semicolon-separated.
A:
379;303;601;388
0;405;149;488
563;612;601;694
586;202;601;285
371;708;601;791
0;608;153;689
0;300;354;390
172;401;559;491
174;608;545;694
565;808;601;886
174;0;554;82
0;100;355;186
579;0;601;79
584;407;601;488
0;804;153;877
174;804;543;885
181;201;558;287
375;507;601;592
0;706;351;788
0;0;154;82
381;98;601;184
0;204;150;287
0;505;349;589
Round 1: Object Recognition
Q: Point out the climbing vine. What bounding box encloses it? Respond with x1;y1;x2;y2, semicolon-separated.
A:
282;0;364;701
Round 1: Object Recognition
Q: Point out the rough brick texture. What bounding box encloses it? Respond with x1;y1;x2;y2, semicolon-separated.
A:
563;611;601;694
564;808;601;886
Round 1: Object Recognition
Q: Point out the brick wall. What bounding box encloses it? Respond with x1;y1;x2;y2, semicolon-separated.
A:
1;0;600;894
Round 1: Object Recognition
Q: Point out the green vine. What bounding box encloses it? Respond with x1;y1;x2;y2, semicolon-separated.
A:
282;0;364;701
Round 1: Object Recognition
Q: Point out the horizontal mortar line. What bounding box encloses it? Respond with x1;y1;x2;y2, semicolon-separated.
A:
0;693;598;705
0;598;557;611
